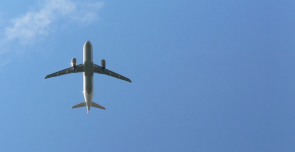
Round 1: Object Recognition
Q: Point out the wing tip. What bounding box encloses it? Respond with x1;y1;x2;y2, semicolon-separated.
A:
126;78;132;83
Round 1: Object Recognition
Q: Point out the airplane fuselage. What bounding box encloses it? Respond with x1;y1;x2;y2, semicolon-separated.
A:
83;41;94;113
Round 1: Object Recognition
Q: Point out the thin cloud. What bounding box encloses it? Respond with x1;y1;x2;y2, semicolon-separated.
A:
0;59;10;67
3;0;104;45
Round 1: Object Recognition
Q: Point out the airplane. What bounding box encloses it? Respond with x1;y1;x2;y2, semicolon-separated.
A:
45;41;132;113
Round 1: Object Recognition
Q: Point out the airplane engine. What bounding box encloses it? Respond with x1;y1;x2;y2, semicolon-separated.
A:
101;59;106;69
71;58;77;67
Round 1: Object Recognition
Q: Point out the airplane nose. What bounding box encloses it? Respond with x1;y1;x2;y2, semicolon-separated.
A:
84;40;92;47
85;40;91;44
83;40;92;51
83;40;93;61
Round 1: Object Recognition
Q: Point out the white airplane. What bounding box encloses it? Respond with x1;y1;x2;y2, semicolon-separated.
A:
45;41;132;113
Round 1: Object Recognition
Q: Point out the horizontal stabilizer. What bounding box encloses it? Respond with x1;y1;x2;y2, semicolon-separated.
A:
72;102;86;108
91;102;106;110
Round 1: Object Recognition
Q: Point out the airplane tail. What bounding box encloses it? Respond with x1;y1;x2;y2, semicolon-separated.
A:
91;101;106;110
72;101;105;110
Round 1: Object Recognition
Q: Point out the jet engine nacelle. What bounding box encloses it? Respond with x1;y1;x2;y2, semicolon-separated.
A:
71;58;77;67
101;59;106;69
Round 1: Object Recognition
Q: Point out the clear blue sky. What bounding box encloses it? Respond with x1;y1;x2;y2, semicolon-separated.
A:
0;0;294;151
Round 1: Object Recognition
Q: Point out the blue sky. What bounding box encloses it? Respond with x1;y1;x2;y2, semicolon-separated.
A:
0;0;295;151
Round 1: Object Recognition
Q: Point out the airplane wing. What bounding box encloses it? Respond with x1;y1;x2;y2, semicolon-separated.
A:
45;64;84;79
93;64;132;83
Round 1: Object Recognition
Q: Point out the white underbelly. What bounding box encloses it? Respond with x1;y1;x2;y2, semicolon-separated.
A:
83;75;93;102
